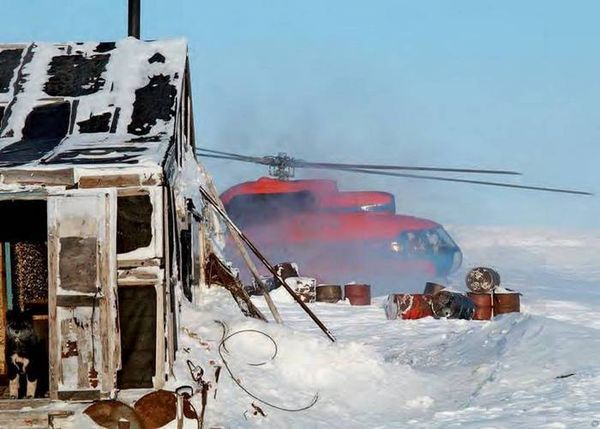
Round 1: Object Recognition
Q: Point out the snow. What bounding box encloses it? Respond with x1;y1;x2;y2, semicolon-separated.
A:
168;226;600;428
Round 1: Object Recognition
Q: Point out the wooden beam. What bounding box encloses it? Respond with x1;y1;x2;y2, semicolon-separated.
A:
0;168;75;186
56;295;100;307
48;225;59;400
57;390;101;401
79;174;141;189
117;258;162;269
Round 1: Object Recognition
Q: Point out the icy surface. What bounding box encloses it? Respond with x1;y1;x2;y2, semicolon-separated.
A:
172;226;600;428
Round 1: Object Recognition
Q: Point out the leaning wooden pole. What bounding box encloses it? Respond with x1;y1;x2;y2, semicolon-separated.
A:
202;180;283;324
199;185;336;342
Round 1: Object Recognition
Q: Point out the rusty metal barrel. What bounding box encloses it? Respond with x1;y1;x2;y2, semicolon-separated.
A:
274;262;299;280
466;292;493;320
465;267;501;293
493;291;521;315
316;284;343;303
423;282;446;295
385;293;433;320
431;290;475;320
344;283;371;306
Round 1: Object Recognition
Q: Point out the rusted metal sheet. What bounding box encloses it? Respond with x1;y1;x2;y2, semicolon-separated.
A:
134;389;196;429
465;266;501;293
423;281;446;295
84;400;144;429
431;291;475;320
344;284;371;306
493;291;521;315
316;284;343;303
467;292;493;320
385;293;433;320
205;252;267;321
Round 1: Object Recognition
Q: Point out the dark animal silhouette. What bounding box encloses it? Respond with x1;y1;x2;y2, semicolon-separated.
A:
6;309;42;398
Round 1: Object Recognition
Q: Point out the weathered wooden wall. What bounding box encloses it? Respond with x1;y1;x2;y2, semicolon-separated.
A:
0;244;6;377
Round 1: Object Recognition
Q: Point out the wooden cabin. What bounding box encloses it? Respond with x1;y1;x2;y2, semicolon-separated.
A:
0;38;223;422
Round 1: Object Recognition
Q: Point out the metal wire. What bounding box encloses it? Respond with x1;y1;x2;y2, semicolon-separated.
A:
217;329;319;412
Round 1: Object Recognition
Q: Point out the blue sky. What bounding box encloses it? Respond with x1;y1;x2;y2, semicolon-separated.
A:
2;1;598;228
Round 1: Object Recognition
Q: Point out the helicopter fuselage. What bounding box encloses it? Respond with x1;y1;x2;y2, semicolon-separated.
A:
221;177;462;288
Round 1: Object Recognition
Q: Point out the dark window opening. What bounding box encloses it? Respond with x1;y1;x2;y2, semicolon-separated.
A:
117;286;156;389
117;195;153;254
225;191;317;228
0;49;23;93
0;199;49;399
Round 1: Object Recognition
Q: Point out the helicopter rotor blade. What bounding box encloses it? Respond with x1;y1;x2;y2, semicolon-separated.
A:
314;166;593;196
196;148;593;195
197;148;521;175
197;150;272;165
292;160;521;175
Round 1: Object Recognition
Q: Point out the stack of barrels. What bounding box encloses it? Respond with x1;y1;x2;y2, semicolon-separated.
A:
385;266;522;321
465;267;521;320
315;283;372;305
386;282;476;321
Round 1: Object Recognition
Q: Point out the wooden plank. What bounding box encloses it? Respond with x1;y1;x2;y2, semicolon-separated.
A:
48;224;59;400
116;187;150;197
57;390;101;401
153;186;168;389
166;187;178;375
78;174;141;189
118;258;162;269
56;295;99;307
101;189;119;394
0;398;52;410
0;168;75;186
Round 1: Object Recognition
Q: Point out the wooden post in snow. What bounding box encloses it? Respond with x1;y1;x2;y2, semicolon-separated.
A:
203;179;283;324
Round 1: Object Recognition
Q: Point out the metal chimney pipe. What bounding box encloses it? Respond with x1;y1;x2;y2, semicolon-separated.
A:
128;0;141;39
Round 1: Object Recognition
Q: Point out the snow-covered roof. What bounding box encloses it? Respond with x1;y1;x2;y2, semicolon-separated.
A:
0;38;187;170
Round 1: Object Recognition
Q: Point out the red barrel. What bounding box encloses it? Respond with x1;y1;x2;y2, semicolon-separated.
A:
344;284;371;306
493;292;520;315
386;294;433;320
467;292;493;320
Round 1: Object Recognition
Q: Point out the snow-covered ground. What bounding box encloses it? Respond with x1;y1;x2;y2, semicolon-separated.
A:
172;226;600;429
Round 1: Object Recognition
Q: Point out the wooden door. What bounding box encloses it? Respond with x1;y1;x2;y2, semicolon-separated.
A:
47;189;119;400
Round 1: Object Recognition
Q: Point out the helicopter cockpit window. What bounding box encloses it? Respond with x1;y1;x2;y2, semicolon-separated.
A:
391;227;458;257
225;191;318;227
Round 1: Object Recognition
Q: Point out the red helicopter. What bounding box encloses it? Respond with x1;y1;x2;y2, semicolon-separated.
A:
199;149;591;291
